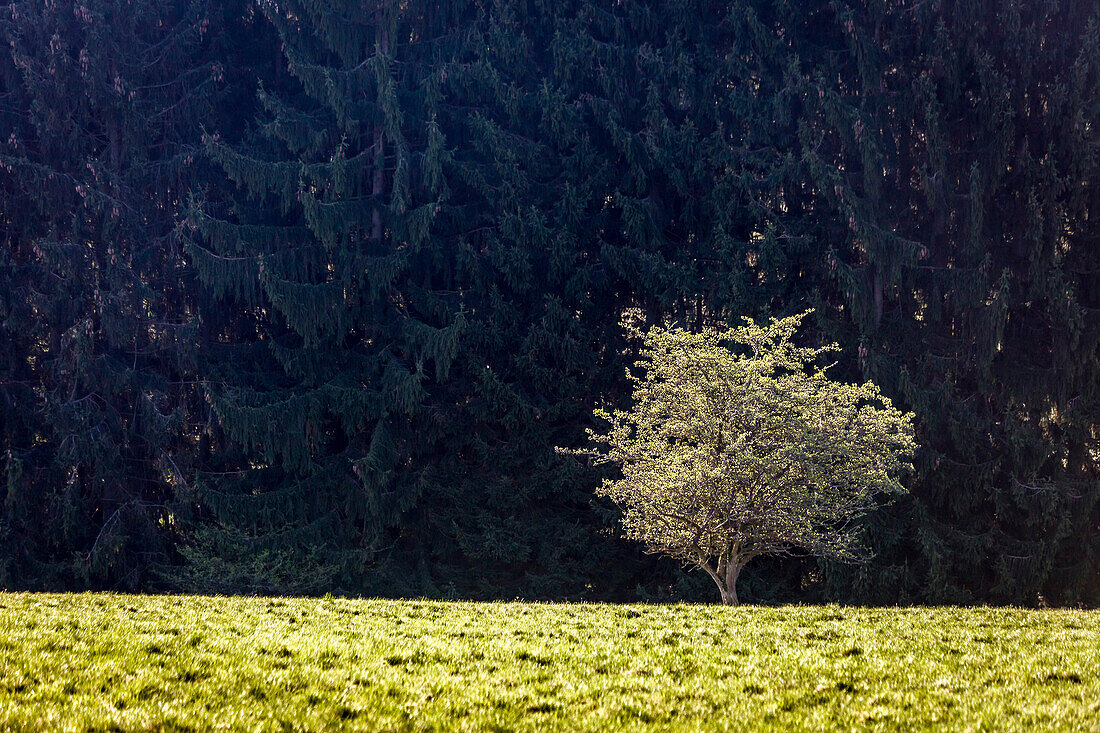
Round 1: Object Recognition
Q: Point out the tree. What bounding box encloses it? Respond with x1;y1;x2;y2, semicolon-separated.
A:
175;0;631;598
0;0;249;589
584;312;916;604
797;0;1100;605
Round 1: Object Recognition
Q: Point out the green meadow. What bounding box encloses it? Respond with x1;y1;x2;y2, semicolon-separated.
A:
0;594;1097;731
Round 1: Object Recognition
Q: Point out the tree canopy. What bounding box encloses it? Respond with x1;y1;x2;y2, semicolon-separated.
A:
586;313;916;604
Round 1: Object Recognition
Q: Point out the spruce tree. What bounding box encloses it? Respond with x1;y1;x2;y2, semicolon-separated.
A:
544;0;855;600
797;0;1100;605
0;0;247;588
180;0;625;596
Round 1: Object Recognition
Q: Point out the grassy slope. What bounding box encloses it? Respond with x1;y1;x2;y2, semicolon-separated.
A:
0;594;1097;731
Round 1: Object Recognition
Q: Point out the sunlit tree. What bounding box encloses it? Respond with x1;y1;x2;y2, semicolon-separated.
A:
586;312;916;604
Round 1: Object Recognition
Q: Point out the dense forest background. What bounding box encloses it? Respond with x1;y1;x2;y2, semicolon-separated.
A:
1;0;1097;605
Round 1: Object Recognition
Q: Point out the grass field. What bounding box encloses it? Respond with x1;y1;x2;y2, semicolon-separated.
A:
0;594;1097;730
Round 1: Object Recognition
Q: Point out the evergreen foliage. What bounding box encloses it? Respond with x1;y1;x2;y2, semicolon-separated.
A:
0;0;251;588
178;0;633;597
796;0;1100;605
0;0;1096;604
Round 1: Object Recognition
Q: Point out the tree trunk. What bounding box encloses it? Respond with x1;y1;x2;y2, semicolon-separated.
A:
873;269;884;326
370;14;389;246
720;561;742;605
702;558;744;605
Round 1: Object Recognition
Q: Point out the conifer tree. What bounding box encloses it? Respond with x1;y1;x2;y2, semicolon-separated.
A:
0;0;247;588
797;0;1100;604
542;0;856;600
180;0;629;596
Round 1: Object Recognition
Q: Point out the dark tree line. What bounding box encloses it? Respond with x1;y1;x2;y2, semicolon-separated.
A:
1;0;1097;605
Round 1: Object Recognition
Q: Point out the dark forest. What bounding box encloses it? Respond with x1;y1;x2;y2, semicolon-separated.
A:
1;0;1097;606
